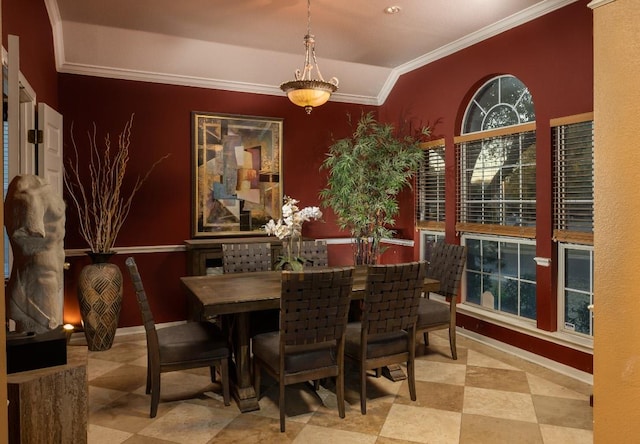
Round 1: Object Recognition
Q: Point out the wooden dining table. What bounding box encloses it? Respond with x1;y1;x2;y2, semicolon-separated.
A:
180;268;440;412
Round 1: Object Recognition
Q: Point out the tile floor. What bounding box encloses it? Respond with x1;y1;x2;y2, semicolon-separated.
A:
79;330;593;444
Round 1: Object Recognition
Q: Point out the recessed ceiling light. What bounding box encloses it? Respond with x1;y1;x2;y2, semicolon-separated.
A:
384;6;401;14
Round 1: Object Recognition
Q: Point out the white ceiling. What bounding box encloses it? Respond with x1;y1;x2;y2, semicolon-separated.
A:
47;0;578;105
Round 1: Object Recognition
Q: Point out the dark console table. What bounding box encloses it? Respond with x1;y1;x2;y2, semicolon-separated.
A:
185;237;283;276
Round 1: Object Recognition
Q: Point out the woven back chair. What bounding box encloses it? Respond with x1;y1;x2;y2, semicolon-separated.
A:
125;257;230;417
222;242;272;273
252;267;354;432
345;261;427;414
416;242;467;359
299;239;329;267
222;242;275;339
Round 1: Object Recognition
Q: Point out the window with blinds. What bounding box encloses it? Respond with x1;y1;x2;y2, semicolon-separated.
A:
456;124;537;238
552;114;594;245
415;139;445;230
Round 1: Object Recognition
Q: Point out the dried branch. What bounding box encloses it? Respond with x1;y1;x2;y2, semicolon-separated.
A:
63;114;170;253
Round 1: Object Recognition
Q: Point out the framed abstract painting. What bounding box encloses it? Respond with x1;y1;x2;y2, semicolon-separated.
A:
191;112;283;237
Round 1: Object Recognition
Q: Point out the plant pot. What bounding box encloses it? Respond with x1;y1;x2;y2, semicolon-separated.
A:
77;252;123;351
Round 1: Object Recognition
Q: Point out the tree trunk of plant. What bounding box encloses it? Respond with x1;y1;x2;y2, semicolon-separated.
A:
353;238;379;265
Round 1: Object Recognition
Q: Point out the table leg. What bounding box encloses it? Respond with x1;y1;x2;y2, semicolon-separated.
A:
230;312;260;412
383;364;407;381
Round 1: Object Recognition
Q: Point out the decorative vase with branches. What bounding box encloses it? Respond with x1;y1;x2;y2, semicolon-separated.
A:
64;113;169;255
319;112;429;265
264;196;323;271
63;114;169;350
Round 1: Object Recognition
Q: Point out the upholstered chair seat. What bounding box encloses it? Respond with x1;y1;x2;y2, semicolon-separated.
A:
156;322;229;365
345;327;409;359
252;331;338;374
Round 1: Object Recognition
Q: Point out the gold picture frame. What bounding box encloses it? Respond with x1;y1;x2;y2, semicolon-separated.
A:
191;112;283;237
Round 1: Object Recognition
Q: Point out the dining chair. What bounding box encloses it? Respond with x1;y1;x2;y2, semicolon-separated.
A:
344;261;427;414
299;239;329;267
415;242;467;360
222;242;272;273
252;267;354;432
125;257;230;418
222;242;276;336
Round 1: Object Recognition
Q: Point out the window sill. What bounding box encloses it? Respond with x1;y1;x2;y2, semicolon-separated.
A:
456;301;594;355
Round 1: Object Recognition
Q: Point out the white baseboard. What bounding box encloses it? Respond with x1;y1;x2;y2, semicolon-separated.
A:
458;328;593;385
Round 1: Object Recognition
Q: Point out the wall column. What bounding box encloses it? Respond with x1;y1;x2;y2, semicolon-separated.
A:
591;0;640;440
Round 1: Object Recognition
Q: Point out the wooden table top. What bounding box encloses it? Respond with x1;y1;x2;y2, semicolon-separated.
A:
181;268;440;317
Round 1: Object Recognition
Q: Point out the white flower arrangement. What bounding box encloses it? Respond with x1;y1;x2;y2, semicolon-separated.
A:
264;196;322;270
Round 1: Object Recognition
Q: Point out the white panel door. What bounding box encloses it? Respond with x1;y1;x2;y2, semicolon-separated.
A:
36;103;65;327
19;101;36;174
37;103;63;196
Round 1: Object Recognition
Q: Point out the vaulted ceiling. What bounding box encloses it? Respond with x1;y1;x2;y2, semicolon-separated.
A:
47;0;578;105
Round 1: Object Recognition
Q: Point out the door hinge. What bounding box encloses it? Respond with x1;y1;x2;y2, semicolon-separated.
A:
27;129;43;144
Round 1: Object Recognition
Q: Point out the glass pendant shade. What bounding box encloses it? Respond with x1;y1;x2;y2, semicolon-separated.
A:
281;80;337;114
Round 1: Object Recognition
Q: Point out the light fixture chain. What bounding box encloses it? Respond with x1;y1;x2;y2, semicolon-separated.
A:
280;0;338;113
311;45;325;82
307;0;311;37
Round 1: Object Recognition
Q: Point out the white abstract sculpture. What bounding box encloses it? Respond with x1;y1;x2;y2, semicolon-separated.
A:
5;174;65;333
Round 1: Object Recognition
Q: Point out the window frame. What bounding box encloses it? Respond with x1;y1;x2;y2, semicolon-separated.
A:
552;113;595;339
557;242;594;338
415;138;446;231
461;234;537;321
456;74;538;324
552;113;594;245
418;229;445;263
455;122;537;238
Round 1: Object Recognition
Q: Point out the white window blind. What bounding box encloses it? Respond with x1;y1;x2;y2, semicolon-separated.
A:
456;123;537;238
552;113;594;245
415;139;445;230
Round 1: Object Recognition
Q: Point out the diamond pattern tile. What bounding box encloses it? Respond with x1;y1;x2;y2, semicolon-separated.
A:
80;331;593;443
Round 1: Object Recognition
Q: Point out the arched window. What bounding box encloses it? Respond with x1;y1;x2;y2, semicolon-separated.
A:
457;75;537;321
462;75;535;133
457;75;536;233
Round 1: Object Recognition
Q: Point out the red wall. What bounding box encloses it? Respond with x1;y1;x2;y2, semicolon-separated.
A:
2;0;58;108
57;75;376;325
58;75;376;249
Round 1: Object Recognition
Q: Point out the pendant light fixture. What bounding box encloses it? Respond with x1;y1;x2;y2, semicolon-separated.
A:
280;0;338;114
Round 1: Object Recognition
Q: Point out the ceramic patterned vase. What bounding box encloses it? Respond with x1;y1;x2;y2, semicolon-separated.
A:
77;252;123;351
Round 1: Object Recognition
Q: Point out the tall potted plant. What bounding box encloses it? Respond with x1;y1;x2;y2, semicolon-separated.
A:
319;112;428;265
64;114;168;350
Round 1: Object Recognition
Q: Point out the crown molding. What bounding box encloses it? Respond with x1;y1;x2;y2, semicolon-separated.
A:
391;0;581;84
588;0;616;8
43;0;65;70
58;61;379;106
58;61;282;96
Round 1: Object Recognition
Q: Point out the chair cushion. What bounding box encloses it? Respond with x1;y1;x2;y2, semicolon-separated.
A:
157;321;229;364
416;298;450;328
344;322;408;359
252;331;337;375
